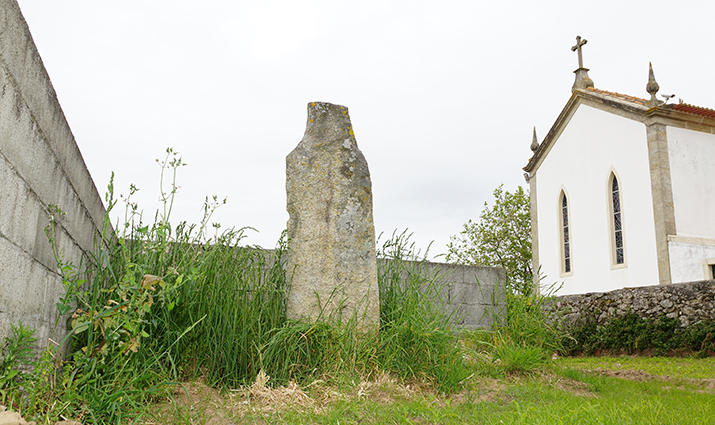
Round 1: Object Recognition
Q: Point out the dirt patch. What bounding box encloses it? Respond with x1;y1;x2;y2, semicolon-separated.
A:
0;406;82;425
554;377;598;398
590;367;655;381
148;380;232;425
587;367;715;393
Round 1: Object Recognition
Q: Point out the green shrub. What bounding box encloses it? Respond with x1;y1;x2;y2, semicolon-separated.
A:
562;312;715;356
686;321;715;353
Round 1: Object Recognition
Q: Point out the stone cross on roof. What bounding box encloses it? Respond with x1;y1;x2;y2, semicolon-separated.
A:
571;35;594;91
571;36;587;69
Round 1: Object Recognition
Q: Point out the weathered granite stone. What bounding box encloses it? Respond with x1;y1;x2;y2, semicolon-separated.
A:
285;102;379;328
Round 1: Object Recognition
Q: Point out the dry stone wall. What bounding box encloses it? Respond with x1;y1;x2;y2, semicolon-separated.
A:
0;0;106;346
544;280;715;329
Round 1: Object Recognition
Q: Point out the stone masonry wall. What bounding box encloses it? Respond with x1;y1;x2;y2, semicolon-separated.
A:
544;280;715;329
0;0;107;347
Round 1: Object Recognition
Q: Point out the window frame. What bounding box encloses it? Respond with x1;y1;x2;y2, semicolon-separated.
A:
559;189;573;277
607;171;627;269
702;258;715;280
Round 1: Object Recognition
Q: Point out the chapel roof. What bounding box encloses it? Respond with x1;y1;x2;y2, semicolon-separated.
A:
584;88;647;107
670;103;715;119
584;87;715;119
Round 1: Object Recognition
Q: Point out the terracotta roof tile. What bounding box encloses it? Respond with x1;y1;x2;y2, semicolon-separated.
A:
586;87;715;119
585;87;647;106
671;103;715;119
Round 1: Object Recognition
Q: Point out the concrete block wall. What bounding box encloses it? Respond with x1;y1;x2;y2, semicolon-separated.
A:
380;259;506;329
0;0;106;346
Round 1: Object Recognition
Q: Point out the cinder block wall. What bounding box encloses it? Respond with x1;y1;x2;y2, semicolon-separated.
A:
380;259;506;329
0;0;107;346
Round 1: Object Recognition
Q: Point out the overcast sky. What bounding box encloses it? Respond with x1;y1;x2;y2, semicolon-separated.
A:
18;0;715;258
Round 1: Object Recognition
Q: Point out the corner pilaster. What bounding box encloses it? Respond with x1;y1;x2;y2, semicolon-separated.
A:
645;122;675;285
529;173;540;292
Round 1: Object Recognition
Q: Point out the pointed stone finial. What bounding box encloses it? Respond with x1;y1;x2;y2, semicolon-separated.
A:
530;127;539;152
646;62;663;108
571;35;594;92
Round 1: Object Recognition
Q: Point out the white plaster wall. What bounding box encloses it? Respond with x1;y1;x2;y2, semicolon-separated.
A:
668;241;715;283
535;104;659;295
667;127;715;239
666;126;715;282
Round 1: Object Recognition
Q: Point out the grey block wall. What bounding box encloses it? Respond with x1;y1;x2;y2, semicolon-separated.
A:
434;262;505;329
381;259;506;329
0;0;106;346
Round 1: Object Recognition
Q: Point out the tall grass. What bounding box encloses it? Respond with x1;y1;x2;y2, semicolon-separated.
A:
34;150;480;422
36;150;291;423
260;230;470;393
460;281;564;377
376;231;470;392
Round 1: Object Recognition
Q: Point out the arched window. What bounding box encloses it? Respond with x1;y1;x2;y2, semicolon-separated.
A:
611;175;625;265
560;191;572;274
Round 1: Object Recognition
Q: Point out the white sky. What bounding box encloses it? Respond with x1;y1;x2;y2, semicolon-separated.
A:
17;0;715;258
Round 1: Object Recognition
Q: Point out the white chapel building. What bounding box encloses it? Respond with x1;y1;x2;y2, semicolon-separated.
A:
524;38;715;295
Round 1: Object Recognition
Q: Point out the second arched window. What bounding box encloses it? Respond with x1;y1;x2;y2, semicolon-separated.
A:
611;175;624;265
561;192;571;273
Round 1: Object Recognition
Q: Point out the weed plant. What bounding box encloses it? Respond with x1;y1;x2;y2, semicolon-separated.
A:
0;323;37;410
460;283;564;377
497;290;563;352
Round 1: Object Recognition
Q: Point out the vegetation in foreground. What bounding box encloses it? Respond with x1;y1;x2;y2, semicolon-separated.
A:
0;150;712;424
145;356;715;424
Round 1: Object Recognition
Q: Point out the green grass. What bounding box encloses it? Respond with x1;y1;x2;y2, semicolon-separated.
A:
167;356;714;424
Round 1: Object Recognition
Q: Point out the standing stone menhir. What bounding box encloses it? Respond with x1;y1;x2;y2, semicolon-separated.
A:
286;102;379;329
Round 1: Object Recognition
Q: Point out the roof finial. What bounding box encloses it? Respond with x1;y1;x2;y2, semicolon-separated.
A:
646;62;663;108
530;127;539;152
571;35;594;92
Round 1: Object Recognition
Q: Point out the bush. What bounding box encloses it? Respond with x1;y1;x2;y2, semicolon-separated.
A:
562;312;715;356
